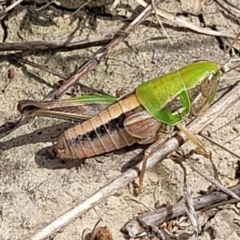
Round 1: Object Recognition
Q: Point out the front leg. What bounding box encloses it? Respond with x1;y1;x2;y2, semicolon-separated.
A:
137;128;171;195
123;110;167;195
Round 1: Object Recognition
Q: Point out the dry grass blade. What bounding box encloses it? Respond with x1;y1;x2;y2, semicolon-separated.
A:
183;184;199;238
23;72;240;240
188;162;240;201
151;0;172;44
136;0;236;38
69;0;91;17
215;0;240;19
0;0;23;18
225;31;240;54
199;133;240;159
173;151;240;201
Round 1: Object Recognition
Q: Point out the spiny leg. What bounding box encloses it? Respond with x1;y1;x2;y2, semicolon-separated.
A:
137;124;211;196
137;131;170;195
122;109;163;196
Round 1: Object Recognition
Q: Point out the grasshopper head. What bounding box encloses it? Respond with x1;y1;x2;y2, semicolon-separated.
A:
190;68;220;116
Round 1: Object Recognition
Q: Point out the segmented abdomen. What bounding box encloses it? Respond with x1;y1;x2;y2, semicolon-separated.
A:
55;94;141;159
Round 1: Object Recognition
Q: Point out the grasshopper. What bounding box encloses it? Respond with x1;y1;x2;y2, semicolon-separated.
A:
54;61;219;160
18;60;221;193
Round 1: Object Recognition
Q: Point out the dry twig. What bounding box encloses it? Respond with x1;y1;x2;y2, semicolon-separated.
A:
189;162;240;201
136;0;237;38
0;0;23;18
50;1;160;100
151;0;172;44
199;133;240;159
215;0;240;19
16;58;110;95
0;35;112;52
122;182;240;238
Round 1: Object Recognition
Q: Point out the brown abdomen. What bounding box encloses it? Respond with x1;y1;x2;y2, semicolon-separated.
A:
55;94;141;159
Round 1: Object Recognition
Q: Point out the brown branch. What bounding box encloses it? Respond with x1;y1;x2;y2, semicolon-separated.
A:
121;182;240;237
0;35;112;52
49;1;161;100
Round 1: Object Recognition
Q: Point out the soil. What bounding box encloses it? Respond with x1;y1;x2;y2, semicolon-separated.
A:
0;1;240;240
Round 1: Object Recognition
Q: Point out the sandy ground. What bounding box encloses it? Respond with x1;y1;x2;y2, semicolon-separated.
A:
0;0;240;239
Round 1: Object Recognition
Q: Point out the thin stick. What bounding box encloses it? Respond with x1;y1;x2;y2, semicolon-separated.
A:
50;0;160;99
151;0;172;45
199;133;240;159
215;0;240;19
136;0;236;38
122;182;240;237
189;163;240;200
23;73;240;240
0;35;112;51
35;0;54;11
0;0;23;18
225;31;240;54
69;0;91;17
16;58;110;95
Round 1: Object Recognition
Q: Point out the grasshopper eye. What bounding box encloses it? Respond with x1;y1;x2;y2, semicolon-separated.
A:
200;73;219;98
